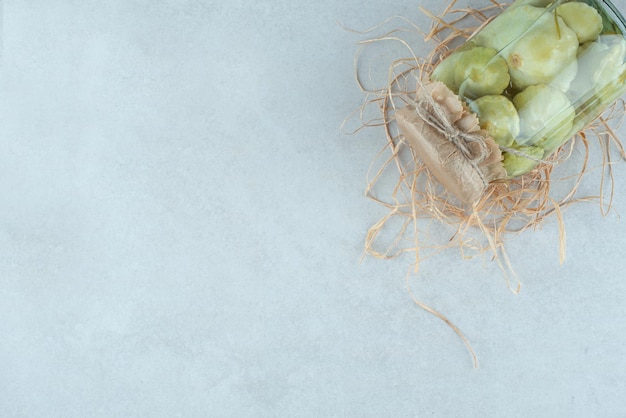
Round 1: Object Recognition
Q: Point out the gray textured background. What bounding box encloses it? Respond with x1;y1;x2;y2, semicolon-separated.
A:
2;0;626;416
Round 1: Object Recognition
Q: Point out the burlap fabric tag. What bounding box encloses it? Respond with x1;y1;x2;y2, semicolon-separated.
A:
396;81;506;204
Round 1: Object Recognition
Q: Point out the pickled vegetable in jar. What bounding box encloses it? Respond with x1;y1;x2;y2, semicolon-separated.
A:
398;0;626;203
435;0;626;175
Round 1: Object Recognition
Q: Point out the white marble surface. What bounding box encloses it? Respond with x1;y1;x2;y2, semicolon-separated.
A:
2;0;626;416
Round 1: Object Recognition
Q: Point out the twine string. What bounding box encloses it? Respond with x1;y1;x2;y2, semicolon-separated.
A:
412;93;490;186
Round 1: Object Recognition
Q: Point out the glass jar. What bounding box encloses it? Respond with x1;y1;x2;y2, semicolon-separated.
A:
430;0;626;178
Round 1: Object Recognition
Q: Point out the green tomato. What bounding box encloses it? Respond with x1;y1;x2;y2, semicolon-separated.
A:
469;95;520;147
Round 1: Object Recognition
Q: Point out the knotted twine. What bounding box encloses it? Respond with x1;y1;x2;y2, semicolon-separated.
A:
412;87;554;188
412;91;491;187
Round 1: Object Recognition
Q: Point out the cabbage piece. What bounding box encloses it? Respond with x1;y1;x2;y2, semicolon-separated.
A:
454;47;510;99
505;12;579;89
556;2;603;44
502;146;544;177
469;95;520;147
513;84;575;146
